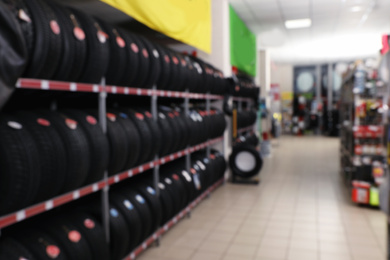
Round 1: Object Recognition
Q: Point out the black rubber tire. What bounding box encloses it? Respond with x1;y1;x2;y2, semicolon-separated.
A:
109;110;141;170
0;237;36;260
117;187;153;241
66;212;109;260
41;218;92;260
37;110;90;192
163;110;183;153
23;0;62;79
118;30;139;87
154;44;171;90
62;110;109;184
15;229;68;260
121;108;154;165
129;33;150;88
229;144;262;178
165;50;181;91
109;192;142;252
130;182;162;230
101;22;128;86
156;181;174;224
161;167;188;210
14;111;67;202
158;176;181;218
0;114;41;214
137;107;161;158
157;110;174;156
71;9;110;84
47;2;75;81
85;202;131;260
139;37;161;88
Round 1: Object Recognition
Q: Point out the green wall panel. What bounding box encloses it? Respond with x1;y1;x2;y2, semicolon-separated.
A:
230;6;257;76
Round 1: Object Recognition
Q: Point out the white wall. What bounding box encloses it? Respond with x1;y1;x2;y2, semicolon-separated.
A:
270;63;294;93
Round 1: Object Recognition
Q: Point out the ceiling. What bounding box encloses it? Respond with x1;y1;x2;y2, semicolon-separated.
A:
229;0;390;64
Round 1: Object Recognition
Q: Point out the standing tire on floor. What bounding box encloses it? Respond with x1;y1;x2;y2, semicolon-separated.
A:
229;144;262;179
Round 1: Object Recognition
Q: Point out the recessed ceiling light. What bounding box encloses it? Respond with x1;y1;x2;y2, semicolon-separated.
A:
351;6;362;12
285;19;312;29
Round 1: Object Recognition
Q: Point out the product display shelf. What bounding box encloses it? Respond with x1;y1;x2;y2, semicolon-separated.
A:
124;177;225;260
16;78;224;100
0;136;223;230
237;125;255;134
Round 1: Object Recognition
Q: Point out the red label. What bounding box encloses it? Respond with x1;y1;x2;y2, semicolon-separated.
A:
37;118;50;127
210;154;216;159
131;43;139;53
181;59;187;66
74;27;85;41
142;49;149;58
50;20;61;35
174;111;179;116
116;37;125;48
172;57;179;65
145;111;152;118
235;86;240;92
65;118;77;130
190;168;196;174
46;245;60;259
168;113;175;119
164;55;170;63
135;113;144;120
68;230;81;243
106;113;116;122
84;219;95;229
86;115;97;125
172;174;179;180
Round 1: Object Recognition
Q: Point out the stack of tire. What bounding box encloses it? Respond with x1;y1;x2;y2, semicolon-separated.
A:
0;107;226;215
237;109;257;129
0;0;228;95
0;150;226;260
230;76;260;99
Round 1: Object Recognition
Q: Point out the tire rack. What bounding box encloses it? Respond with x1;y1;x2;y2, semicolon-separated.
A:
0;78;225;241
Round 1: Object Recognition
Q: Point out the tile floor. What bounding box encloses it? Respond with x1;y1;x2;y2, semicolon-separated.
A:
137;136;387;260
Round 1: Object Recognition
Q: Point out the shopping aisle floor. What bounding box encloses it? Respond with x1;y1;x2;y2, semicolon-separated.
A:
137;136;386;260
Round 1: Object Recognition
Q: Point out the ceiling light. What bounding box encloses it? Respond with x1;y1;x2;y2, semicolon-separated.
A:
351;6;362;12
285;19;312;29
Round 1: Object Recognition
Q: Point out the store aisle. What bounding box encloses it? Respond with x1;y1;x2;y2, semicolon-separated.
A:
137;136;386;260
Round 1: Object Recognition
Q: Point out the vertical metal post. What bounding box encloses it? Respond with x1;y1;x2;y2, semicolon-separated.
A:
185;89;191;180
151;85;159;197
206;92;211;158
99;78;110;243
316;65;321;134
328;64;334;112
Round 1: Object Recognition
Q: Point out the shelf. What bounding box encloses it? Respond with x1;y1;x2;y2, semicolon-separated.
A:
124;177;225;260
237;125;255;134
233;97;253;102
15;78;224;100
0;136;224;230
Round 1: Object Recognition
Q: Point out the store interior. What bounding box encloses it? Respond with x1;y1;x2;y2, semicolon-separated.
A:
0;0;390;260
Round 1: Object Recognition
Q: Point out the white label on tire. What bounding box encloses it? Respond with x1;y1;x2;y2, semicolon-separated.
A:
153;50;159;58
8;121;23;130
182;171;192;182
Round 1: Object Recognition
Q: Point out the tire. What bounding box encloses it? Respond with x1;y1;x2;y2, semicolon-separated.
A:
66;212;109;260
110;110;142;170
0;237;36;260
101;22;128;86
62;110;109;184
157;110;174;156
118;30;139;87
154;44;171;90
37;110;90;192
71;9;110;84
137;108;161;158
155;181;174;224
121;108;154;165
139;37;161;88
23;0;62;79
109;192;142;252
161;166;188;210
47;2;75;81
0;114;41;214
15;229;68;260
41;218;93;260
117;187;154;241
158;176;181;218
14;111;67;202
159;108;182;154
229;144;262;178
129;33;150;88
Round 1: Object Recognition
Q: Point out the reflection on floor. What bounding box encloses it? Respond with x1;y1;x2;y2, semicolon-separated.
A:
137;136;386;260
